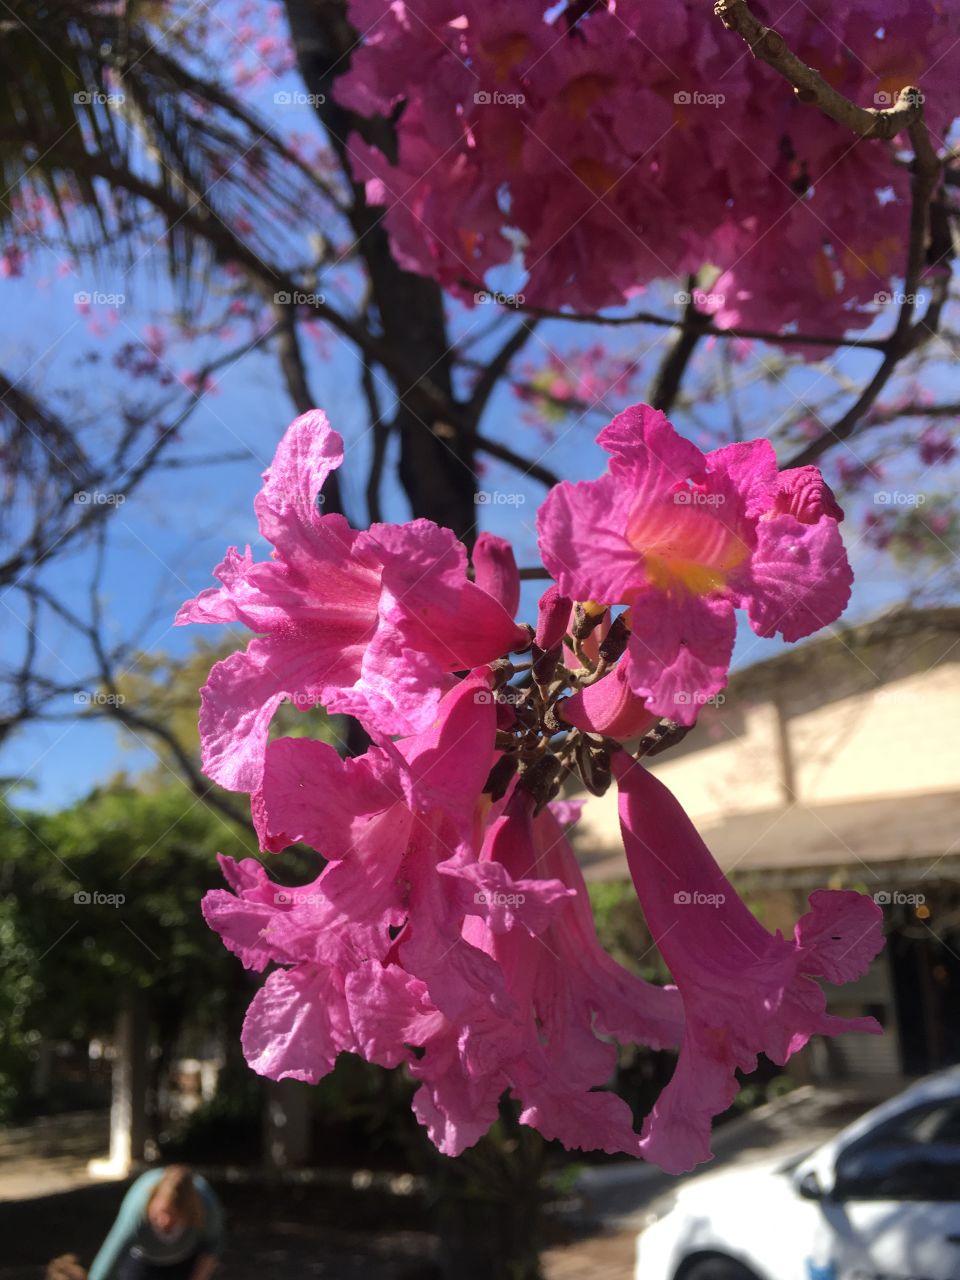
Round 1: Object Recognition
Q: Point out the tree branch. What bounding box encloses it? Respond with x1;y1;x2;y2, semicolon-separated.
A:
714;0;923;140
474;437;560;489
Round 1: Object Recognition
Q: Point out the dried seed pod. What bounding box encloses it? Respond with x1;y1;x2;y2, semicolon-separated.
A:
518;753;564;813
572;601;606;641
532;644;560;687
574;732;612;796
483;754;518;801
598;612;630;666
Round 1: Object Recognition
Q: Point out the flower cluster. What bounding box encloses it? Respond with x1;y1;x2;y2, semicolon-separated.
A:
336;0;960;342
181;405;882;1172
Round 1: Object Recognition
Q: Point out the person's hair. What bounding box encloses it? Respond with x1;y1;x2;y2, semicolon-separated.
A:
147;1165;206;1231
45;1255;86;1280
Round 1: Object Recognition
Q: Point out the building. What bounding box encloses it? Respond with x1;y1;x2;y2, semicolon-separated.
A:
573;607;960;1081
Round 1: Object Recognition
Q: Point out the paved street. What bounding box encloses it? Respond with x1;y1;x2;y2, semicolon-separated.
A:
1;1084;895;1280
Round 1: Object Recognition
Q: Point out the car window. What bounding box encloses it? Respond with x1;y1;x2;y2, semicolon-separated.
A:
834;1100;960;1201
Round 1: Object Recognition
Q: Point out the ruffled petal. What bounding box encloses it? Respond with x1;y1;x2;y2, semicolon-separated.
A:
624;592;735;725
241;966;355;1083
739;513;853;643
198;630;367;791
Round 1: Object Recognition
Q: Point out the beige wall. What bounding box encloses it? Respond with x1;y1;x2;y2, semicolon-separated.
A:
576;645;960;855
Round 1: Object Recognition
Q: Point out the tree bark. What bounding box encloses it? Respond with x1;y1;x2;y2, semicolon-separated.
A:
284;0;479;542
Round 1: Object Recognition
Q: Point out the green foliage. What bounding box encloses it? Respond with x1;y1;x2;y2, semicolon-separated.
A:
0;780;263;1117
587;878;671;984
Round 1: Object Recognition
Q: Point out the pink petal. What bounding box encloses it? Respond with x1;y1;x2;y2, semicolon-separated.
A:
198;630;368;792
561;661;657;740
615;755;883;1174
242;966;355;1083
705;439;779;519
774;466;845;523
739;513;853;643
535;584;572;651
536;470;641;603
472;532;520;618
794;889;885;984
260;737;401;856
598;403;704;481
254;409;346;563
624;592;735;724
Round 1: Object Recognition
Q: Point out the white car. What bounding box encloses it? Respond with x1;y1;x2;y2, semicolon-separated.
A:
636;1066;960;1280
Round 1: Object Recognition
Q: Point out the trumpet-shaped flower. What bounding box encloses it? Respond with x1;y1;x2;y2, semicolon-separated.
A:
537;403;852;724
176;410;527;791
615;754;884;1174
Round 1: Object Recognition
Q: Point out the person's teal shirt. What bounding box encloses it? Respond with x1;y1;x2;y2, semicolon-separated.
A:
88;1170;224;1280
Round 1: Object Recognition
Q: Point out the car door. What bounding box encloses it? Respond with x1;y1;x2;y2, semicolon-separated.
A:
815;1099;960;1280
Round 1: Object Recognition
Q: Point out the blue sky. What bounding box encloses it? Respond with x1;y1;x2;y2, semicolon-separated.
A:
2;165;957;811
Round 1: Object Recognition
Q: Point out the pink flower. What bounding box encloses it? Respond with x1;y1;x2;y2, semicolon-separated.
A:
615;754;884;1174
462;793;684;1154
537;403;852;724
176;410;527;790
